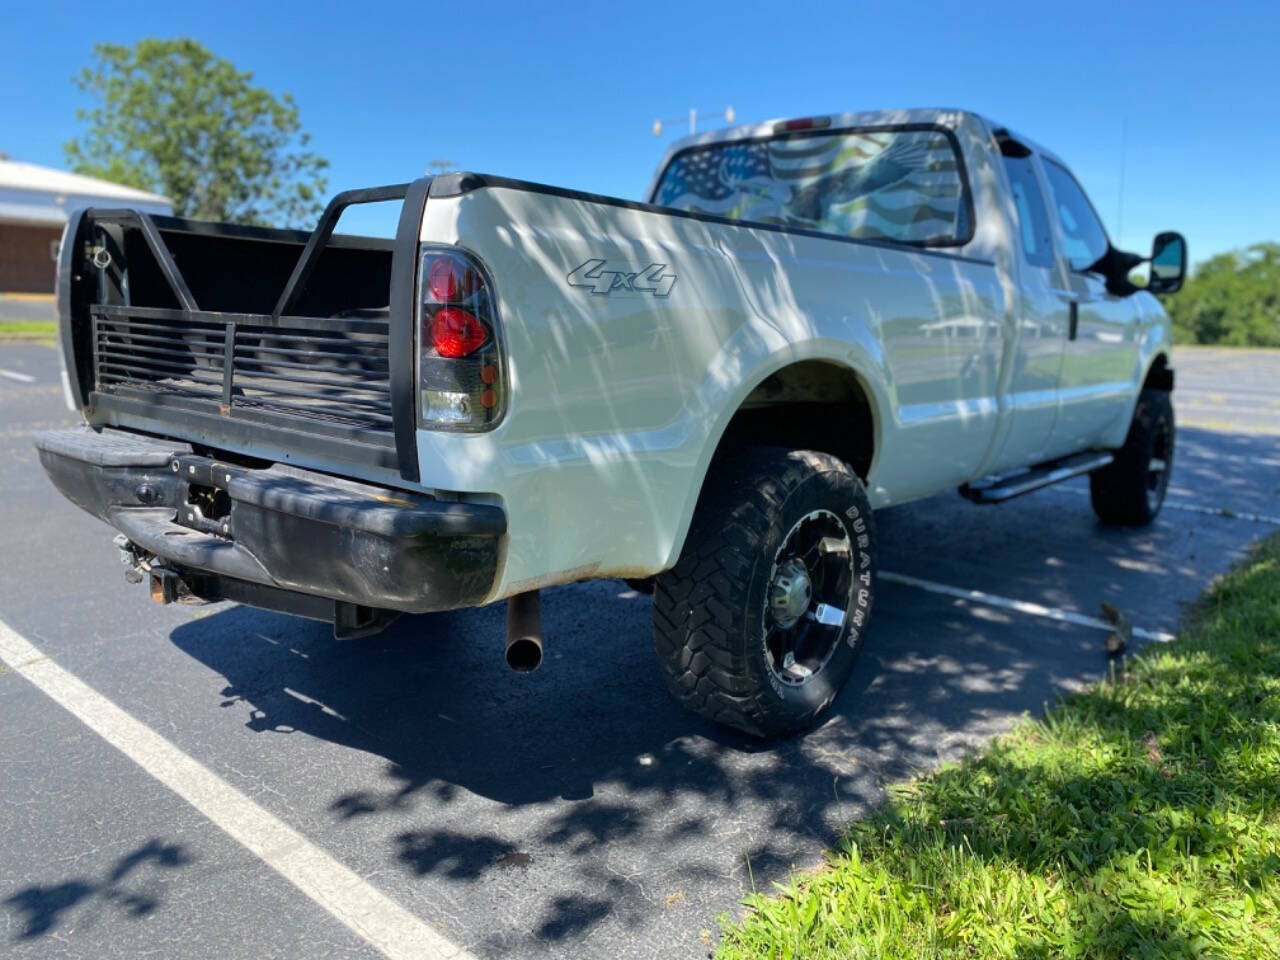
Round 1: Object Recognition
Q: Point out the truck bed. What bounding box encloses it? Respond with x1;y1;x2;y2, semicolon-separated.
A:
59;182;428;484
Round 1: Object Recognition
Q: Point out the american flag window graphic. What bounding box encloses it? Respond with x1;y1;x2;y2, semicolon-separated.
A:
655;127;971;247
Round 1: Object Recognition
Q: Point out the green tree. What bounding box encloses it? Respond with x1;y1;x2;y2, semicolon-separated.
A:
1163;243;1280;347
65;38;328;227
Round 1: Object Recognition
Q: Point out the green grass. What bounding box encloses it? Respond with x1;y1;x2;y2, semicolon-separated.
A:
0;321;57;342
718;535;1280;960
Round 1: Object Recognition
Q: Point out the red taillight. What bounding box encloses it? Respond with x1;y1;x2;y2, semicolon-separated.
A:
430;307;489;358
418;247;504;431
427;256;480;302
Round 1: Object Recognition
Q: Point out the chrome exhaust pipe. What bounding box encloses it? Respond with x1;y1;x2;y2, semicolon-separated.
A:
505;590;543;673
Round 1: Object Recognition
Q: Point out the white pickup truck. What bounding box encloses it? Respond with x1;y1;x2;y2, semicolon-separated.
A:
38;107;1186;737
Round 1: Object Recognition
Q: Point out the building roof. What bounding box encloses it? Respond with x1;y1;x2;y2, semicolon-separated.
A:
0;159;170;204
0;159;171;225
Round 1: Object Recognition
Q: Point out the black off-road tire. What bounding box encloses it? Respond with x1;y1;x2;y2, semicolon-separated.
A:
1090;388;1175;526
652;448;875;738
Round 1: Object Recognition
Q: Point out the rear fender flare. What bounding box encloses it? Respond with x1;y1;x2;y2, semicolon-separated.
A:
662;339;890;570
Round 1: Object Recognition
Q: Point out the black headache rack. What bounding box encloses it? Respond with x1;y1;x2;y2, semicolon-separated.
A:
58;179;431;484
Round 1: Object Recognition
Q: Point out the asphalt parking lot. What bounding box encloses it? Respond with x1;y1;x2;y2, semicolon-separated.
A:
1;342;1277;959
0;294;56;326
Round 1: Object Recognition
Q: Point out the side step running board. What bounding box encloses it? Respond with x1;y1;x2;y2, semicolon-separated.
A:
959;451;1114;504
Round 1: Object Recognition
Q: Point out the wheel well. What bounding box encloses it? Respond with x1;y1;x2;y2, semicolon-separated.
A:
711;361;876;479
1143;353;1173;392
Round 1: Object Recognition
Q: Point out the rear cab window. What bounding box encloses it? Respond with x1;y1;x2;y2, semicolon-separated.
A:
652;126;975;248
999;152;1056;269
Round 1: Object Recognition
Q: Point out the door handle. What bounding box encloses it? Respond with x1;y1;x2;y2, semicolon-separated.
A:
1068;301;1079;341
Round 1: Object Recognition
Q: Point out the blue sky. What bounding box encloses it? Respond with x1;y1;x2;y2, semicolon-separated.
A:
2;0;1275;263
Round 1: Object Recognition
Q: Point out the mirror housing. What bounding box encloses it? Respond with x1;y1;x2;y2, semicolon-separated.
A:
1087;245;1144;297
1147;231;1187;294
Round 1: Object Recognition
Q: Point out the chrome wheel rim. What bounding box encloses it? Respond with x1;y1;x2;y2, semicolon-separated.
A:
1146;418;1173;514
762;509;855;686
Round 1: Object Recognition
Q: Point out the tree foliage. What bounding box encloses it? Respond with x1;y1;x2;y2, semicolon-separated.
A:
65;38;329;227
1163;243;1280;347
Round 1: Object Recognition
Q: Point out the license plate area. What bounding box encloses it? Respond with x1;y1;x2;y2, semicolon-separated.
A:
171;455;236;538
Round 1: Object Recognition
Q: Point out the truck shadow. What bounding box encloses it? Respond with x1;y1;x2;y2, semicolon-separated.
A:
164;580;1104;944
163;423;1275;945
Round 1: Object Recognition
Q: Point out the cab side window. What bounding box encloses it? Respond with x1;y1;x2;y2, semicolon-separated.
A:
1042;159;1110;271
1000;154;1055;269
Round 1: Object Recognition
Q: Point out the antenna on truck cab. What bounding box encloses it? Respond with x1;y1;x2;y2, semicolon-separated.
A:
1116;117;1127;248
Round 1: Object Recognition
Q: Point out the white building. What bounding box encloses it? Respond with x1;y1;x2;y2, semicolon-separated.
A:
0;158;171;293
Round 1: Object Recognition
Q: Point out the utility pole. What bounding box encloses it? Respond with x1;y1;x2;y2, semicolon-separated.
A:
652;106;736;138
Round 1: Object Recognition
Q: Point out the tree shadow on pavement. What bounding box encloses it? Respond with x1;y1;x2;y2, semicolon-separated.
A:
3;840;191;941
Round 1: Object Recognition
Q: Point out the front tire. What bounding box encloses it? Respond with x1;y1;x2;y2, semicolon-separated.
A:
1090;388;1175;526
652;449;876;738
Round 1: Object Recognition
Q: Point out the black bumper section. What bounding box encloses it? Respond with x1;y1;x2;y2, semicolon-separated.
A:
35;427;504;617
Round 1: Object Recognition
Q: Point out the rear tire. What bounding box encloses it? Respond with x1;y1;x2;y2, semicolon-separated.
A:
1090;388;1175;526
652;449;875;738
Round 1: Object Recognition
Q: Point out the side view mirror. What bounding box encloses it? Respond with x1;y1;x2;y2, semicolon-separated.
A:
1147;231;1187;295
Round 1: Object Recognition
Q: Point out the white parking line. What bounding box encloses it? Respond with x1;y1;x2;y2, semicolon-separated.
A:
0;368;36;383
1159;499;1280;526
1049;485;1280;526
0;620;475;960
1177;401;1280;417
880;571;1176;643
1176;449;1280;469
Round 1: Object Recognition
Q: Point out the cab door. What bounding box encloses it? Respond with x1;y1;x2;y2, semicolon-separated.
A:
1040;157;1141;454
988;145;1068;471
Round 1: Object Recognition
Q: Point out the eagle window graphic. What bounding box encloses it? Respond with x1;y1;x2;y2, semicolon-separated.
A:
654;127;971;247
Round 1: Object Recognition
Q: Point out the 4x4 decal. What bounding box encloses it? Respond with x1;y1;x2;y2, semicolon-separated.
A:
567;259;677;298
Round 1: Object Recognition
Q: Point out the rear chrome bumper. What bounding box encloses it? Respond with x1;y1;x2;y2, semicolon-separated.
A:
35;427;504;617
